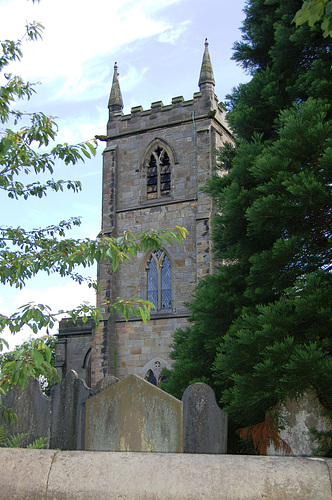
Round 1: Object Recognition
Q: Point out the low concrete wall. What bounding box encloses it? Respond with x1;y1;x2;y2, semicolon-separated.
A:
1;448;331;499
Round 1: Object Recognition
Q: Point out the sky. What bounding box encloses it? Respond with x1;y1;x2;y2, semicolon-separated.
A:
0;0;251;349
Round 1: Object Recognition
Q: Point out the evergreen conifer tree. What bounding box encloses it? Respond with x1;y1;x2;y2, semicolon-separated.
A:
164;0;331;443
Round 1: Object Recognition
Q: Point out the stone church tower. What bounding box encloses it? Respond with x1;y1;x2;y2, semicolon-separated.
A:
55;41;232;387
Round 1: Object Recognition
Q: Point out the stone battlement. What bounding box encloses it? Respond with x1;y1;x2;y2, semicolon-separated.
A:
120;92;222;119
107;90;229;138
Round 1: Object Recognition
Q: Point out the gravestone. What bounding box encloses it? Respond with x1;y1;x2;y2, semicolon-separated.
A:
182;382;228;453
0;378;51;448
90;375;120;396
50;370;90;450
266;390;332;456
85;374;183;452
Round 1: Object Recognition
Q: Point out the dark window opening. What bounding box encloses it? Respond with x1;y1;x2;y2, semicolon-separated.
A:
145;369;157;386
147;147;171;200
144;360;166;387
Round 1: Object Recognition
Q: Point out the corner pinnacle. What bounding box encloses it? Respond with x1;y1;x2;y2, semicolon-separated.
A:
108;62;124;111
198;39;215;89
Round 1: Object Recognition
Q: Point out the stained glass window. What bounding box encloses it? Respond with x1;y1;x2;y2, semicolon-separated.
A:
147;147;171;200
147;250;171;311
161;254;171;309
147;255;158;309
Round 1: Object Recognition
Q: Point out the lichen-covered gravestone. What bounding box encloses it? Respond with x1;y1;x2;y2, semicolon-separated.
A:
266;391;332;456
182;382;228;454
85;374;183;452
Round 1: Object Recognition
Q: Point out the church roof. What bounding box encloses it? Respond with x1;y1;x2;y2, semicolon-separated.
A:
198;39;215;88
108;62;124;111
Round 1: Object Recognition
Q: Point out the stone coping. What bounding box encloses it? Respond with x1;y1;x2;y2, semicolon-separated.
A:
1;448;331;499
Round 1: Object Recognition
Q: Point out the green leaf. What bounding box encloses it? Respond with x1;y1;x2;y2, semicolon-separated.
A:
31;349;44;369
44;345;51;363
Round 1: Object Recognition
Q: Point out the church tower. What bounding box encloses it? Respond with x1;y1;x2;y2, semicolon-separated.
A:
91;40;232;385
55;41;233;387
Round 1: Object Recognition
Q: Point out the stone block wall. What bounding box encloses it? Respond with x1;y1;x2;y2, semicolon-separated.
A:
115;317;186;379
56;318;93;384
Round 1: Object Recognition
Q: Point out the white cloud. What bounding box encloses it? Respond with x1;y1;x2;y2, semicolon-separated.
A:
122;64;149;92
13;281;96;311
1;281;96;351
54;67;110;103
1;0;183;100
158;20;190;44
56;119;102;144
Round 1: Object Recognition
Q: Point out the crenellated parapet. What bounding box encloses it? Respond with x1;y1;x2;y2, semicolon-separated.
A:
107;91;229;139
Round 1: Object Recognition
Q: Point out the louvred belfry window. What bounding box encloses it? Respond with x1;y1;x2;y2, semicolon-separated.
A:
147;146;171;199
147;250;171;311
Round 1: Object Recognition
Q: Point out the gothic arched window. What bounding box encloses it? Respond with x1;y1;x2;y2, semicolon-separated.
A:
147;146;171;200
147;250;171;311
144;362;166;387
140;358;169;388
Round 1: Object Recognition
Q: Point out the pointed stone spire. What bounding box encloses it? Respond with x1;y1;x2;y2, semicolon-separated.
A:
108;62;123;111
198;39;215;89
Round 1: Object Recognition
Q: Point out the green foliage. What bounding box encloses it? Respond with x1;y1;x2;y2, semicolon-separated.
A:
164;0;331;445
0;224;186;292
27;436;49;449
0;426;27;448
0;425;49;449
0;23;97;201
0;337;58;393
215;271;332;426
310;428;332;456
165;267;248;400
0;335;57;395
228;0;330;140
0;402;17;426
294;0;332;37
0;226;187;337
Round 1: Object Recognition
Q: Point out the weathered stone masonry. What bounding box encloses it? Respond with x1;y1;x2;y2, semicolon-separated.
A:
56;40;233;387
